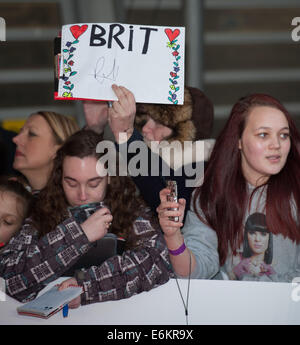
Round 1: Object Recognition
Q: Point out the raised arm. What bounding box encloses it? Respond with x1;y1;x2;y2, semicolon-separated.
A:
108;84;136;143
158;188;220;279
108;85;192;213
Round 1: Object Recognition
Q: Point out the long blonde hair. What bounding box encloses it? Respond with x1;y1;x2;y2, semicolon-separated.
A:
33;111;79;145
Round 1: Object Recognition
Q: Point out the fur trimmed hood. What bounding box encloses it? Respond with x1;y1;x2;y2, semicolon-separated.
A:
149;138;216;170
135;86;214;143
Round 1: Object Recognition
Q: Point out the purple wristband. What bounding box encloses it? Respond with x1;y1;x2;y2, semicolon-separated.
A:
168;242;186;256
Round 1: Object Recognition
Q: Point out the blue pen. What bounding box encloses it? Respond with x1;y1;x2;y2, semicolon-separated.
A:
63;304;69;318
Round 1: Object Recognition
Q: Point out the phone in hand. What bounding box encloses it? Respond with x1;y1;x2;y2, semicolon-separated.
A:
166;180;179;222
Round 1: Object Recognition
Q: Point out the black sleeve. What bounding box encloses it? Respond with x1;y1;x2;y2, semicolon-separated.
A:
115;129;194;218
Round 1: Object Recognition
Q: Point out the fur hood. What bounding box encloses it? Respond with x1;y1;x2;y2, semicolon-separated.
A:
148;138;215;171
135;86;214;143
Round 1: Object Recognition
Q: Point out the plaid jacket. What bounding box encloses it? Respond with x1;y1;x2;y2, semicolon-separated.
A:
0;209;172;304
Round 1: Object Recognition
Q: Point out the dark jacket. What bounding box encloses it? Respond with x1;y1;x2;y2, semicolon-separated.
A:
117;129;214;219
0;126;17;176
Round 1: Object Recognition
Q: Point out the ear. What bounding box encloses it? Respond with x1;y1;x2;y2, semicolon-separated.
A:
51;144;61;159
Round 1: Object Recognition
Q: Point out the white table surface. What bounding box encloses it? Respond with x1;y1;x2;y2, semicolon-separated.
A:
0;277;299;325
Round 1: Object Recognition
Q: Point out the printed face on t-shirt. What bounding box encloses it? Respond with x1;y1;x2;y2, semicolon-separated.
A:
247;230;270;255
231;213;275;281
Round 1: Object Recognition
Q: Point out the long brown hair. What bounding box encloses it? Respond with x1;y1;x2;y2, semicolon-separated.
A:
194;94;300;265
31;129;150;248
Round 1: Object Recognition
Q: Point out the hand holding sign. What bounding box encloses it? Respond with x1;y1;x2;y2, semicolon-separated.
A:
108;84;136;143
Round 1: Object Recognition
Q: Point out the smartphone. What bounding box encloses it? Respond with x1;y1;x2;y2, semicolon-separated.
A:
166;180;179;222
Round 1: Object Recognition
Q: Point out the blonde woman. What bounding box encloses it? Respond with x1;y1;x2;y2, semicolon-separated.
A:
12;111;79;191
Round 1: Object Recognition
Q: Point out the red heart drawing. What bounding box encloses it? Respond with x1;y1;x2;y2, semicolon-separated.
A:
165;28;180;42
70;24;88;40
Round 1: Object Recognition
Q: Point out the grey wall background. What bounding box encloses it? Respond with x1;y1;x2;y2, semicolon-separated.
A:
0;0;299;137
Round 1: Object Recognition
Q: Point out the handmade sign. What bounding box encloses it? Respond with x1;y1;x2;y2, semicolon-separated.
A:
55;23;185;104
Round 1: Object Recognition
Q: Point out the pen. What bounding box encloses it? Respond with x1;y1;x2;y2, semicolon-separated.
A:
107;101;113;108
63;304;69;318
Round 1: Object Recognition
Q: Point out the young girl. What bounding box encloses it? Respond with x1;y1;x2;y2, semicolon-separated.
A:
0;130;171;303
158;93;300;282
0;178;32;248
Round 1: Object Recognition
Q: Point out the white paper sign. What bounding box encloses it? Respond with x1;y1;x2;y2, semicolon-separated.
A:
57;23;185;104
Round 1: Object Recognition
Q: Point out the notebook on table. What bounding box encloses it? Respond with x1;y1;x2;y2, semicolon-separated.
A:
17;285;82;319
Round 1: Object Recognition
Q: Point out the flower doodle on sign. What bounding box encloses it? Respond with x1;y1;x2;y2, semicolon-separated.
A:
61;24;88;98
165;28;181;104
